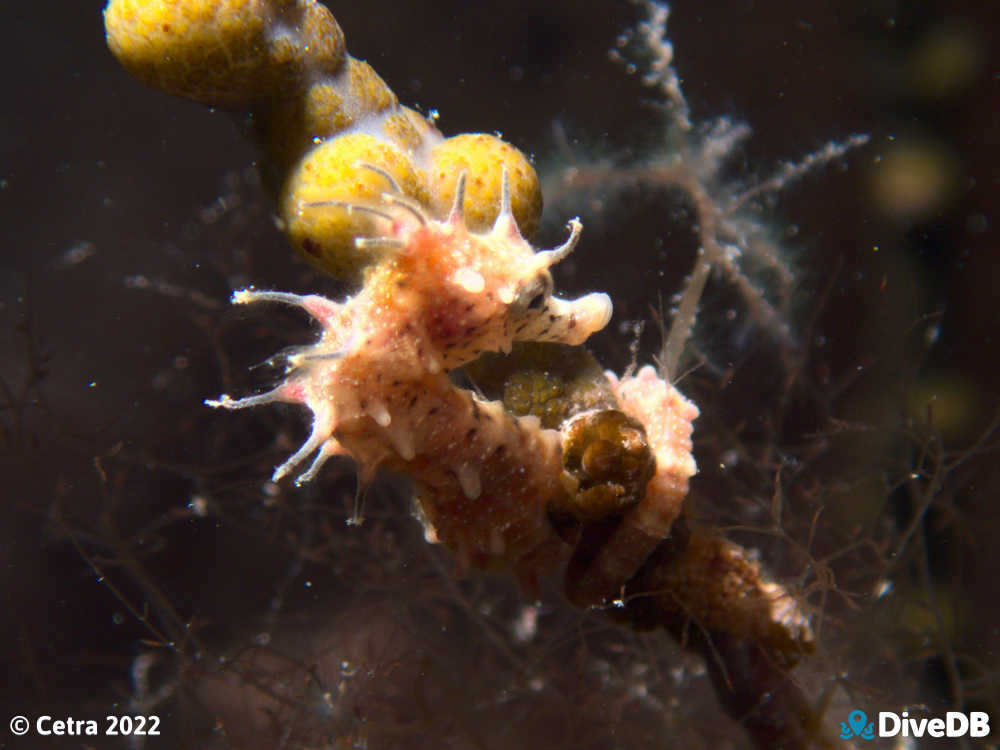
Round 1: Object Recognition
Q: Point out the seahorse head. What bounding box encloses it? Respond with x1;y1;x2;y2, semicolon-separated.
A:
359;172;613;370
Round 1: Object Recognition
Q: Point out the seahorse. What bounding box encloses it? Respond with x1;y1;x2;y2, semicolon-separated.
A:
206;173;620;592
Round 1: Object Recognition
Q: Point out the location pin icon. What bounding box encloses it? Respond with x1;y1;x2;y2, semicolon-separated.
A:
848;710;868;736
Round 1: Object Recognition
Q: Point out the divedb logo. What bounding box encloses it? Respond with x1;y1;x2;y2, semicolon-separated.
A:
840;708;990;740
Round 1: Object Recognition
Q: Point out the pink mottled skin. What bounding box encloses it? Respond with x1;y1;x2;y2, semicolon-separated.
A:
208;177;615;582
209;176;699;600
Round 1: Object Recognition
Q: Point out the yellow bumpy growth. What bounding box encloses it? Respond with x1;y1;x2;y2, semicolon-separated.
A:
104;0;542;282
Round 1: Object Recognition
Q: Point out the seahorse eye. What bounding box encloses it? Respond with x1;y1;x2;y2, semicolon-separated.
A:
515;274;552;313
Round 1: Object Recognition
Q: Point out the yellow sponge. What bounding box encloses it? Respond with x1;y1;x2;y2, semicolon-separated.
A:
282;133;431;280
104;0;346;106
429;134;542;238
104;0;543;282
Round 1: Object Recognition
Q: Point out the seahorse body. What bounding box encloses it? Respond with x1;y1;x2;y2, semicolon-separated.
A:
209;180;613;586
